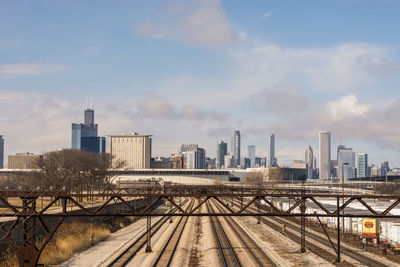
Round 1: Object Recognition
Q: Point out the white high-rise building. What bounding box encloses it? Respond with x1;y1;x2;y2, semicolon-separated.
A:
248;145;256;168
268;134;277;167
109;133;152;169
305;145;313;179
319;131;331;179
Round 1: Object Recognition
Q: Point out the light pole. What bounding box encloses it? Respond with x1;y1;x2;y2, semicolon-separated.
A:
341;162;349;237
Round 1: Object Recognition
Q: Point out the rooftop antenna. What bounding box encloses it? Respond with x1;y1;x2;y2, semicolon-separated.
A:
90;97;93;109
86;98;89;109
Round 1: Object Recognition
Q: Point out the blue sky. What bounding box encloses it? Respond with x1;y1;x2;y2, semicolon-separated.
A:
1;0;400;167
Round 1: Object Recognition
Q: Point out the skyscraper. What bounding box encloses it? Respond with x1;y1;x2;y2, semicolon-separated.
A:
183;148;206;169
338;147;356;180
319;131;331;179
268;134;277;167
381;161;390;176
231;130;240;166
248;145;256;168
357;153;368;178
71;106;105;153
305;145;313;179
216;141;227;169
0;135;4;169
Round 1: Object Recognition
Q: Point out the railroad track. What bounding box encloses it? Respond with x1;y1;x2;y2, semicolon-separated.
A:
211;199;278;267
207;200;241;267
152;199;195;267
232;200;388;267
106;198;190;267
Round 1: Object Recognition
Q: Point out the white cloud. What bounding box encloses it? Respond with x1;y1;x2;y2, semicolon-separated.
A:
248;84;309;113
326;94;370;121
134;0;243;47
0;63;70;78
262;12;272;19
230;42;400;94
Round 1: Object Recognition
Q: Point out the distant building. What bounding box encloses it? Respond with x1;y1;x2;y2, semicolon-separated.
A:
224;154;234;169
231;131;241;166
248;145;256;168
337;145;345;161
173;154;184;169
268;134;277;167
8;152;42;169
356;153;368;178
71;106;105;153
381;161;390;176
206;157;216;169
109;133;152;169
254;157;262;167
319;131;331;179
261;157;267;167
338;146;355;181
305;145;313;179
240;157;251;169
0;135;3;169
371;165;380;176
183;148;205;169
180;144;199;153
216;141;227;169
151;157;173;169
293;160;307;169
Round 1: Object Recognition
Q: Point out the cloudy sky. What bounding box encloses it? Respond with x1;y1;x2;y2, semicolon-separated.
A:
1;0;400;167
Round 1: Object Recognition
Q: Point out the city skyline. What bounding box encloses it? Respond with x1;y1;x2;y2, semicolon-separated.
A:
1;1;400;166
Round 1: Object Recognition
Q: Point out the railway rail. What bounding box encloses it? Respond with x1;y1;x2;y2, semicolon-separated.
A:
152;200;195;267
207;201;241;267
106;198;190;267
211;199;278;267
233;200;390;267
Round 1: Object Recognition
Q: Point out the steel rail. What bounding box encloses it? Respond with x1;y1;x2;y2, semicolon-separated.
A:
207;201;241;267
212;199;277;267
237;201;389;267
106;198;190;267
152;200;195;267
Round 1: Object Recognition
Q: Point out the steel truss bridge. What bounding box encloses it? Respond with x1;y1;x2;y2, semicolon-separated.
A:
1;185;400;266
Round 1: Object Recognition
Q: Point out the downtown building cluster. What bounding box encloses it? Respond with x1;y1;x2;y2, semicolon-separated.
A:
0;107;396;180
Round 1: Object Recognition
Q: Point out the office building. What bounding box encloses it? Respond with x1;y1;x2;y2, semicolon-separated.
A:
338;146;355;181
0;135;3;169
381;161;390;176
357;153;368;178
319;131;331;179
261;157;267;167
254;157;262;167
71;106;105;153
183;148;205;169
293;160;307;169
224;154;234;169
8;152;42;169
305;145;313;179
180;144;199;153
248;145;256;168
268;134;277;167
216;141;227;169
231;131;241;166
240;157;251;169
109;133;152;169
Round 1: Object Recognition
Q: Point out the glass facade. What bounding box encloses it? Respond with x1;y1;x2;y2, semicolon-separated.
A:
338;147;355;180
248;145;256;168
216;141;227;169
357;153;368;178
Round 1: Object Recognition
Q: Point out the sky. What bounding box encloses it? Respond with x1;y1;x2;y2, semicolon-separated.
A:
1;0;400;167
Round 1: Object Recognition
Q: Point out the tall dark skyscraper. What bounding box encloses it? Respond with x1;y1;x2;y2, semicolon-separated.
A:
231;130;240;166
216;141;227;169
71;105;105;153
268;134;277;167
0;135;4;169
